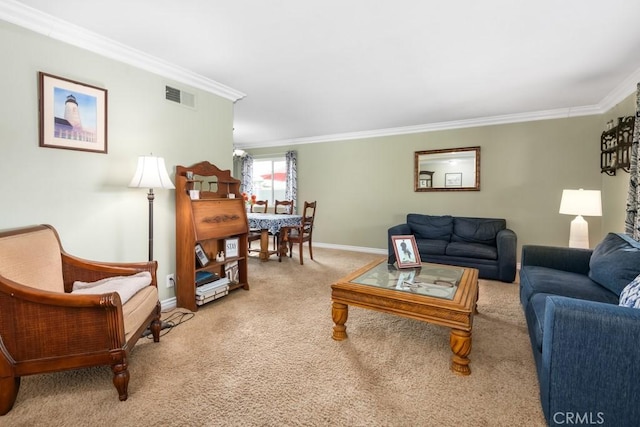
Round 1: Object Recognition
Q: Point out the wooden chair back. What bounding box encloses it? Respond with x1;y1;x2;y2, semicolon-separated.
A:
250;200;268;213
274;200;294;214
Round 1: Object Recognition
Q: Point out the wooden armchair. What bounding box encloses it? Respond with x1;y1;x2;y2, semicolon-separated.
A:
0;224;161;415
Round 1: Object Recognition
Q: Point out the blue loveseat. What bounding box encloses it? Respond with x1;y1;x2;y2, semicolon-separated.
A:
519;232;640;426
387;214;517;282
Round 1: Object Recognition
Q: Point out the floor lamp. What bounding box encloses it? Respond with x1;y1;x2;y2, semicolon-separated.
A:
559;189;602;249
129;155;175;261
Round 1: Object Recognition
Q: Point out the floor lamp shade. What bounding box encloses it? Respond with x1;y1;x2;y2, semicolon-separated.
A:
129;156;175;261
129;156;175;190
559;189;602;249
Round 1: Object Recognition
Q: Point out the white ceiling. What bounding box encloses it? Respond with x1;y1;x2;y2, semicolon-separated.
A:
6;0;640;148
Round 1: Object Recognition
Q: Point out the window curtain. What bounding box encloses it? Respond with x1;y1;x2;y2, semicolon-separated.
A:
241;154;254;196
285;150;298;213
625;83;640;240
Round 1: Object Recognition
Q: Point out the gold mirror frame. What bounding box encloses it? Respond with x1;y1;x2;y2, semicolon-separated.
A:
414;146;480;192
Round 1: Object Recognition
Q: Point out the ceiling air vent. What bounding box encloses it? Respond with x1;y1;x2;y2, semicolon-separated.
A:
165;85;196;108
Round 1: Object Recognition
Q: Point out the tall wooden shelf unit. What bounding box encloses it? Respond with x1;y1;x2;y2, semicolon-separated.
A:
175;161;249;311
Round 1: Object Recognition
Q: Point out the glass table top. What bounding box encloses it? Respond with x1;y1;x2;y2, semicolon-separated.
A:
350;262;464;300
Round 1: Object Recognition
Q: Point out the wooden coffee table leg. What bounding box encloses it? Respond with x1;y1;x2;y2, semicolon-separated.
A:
332;302;348;340
449;329;472;375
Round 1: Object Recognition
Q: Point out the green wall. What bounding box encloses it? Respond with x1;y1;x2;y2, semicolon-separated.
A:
248;100;636;257
0;21;235;302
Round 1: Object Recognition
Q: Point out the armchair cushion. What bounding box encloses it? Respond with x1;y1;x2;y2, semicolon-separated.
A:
589;232;640;296
0;227;64;293
72;271;152;304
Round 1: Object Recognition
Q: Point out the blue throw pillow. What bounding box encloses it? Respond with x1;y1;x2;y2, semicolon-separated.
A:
619;273;640;309
589;233;640;296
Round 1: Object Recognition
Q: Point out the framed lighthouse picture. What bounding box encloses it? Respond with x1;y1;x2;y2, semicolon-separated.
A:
38;72;108;154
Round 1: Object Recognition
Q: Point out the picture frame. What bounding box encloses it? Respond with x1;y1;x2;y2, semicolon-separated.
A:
391;235;422;269
225;237;239;258
195;243;210;267
445;173;462;187
38;72;108;154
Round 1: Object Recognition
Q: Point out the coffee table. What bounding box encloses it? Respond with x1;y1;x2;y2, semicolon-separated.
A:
331;258;479;375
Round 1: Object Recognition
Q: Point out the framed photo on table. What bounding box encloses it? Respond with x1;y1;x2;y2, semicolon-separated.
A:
391;235;422;268
38;72;108;154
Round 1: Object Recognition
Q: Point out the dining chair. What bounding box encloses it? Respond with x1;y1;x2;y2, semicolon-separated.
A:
250;200;268;213
272;200;294;248
285;201;317;265
248;200;268;250
274;200;294;214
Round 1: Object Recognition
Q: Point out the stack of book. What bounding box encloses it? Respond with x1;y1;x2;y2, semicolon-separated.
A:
195;271;230;306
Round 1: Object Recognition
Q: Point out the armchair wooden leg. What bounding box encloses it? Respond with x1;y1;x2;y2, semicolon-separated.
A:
111;360;130;401
150;303;162;343
308;241;314;260
0;376;20;415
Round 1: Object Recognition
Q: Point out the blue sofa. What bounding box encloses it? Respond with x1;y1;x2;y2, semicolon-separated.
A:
519;232;640;426
387;214;517;282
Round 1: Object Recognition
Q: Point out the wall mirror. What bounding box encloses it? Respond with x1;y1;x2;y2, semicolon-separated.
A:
414;146;480;192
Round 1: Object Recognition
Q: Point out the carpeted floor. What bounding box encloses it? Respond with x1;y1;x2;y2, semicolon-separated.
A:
3;248;546;426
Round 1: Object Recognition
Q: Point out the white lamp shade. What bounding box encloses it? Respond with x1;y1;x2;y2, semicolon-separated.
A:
129;156;175;189
559;189;602;217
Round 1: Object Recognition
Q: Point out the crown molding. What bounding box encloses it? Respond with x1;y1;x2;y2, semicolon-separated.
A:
238;104;604;149
239;68;640;149
0;0;246;102
599;66;640;112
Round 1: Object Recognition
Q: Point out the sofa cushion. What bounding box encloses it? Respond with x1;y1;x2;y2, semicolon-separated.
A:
589;233;640;296
407;214;453;241
415;238;448;255
619;273;640;309
445;242;497;260
451;217;505;246
519;265;619;308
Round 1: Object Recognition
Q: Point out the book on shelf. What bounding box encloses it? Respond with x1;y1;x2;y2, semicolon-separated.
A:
195;290;229;305
195;270;220;287
195;277;230;296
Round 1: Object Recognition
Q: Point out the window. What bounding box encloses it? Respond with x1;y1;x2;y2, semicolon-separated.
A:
251;157;286;205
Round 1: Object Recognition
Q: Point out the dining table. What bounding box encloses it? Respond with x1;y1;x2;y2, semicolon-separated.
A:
246;212;303;261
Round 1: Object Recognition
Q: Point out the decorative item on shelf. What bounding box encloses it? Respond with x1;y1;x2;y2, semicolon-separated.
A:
601;116;635;176
195;243;209;267
129;155;175;261
216;252;225;262
559;189;602;249
225;237;239;258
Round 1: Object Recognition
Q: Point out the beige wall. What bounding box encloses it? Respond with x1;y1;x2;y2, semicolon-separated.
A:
248;104;635;258
0;21;235;301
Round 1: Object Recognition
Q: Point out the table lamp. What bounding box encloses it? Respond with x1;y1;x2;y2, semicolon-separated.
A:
129;155;175;261
559;189;602;249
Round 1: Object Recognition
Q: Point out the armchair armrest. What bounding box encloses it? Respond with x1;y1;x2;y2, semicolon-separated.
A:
521;245;592;275
540;296;640;425
61;252;158;293
0;276;127;363
387;223;411;264
496;229;517;282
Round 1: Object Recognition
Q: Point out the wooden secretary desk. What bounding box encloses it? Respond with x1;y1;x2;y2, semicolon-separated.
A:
175;161;249;311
